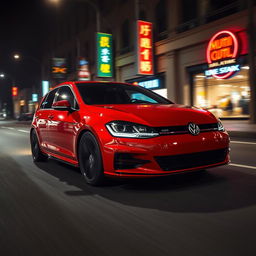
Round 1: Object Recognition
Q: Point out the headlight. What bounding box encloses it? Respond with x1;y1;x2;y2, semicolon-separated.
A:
106;121;159;138
217;121;225;131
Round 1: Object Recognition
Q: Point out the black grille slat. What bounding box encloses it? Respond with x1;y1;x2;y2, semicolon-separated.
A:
155;123;218;136
155;148;228;171
199;123;218;131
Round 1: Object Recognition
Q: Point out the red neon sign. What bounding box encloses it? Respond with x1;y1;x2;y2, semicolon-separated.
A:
12;87;18;97
137;20;154;75
206;30;239;79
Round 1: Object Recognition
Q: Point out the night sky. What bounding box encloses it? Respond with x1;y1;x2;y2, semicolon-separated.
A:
0;0;53;106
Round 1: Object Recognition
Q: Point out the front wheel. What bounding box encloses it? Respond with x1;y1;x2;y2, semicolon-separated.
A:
30;129;48;162
78;132;104;186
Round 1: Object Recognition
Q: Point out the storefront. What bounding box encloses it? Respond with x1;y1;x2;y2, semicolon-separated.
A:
188;29;250;119
125;73;167;98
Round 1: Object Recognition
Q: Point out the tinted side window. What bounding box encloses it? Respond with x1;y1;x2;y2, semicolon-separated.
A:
55;86;76;109
40;95;48;109
43;89;58;109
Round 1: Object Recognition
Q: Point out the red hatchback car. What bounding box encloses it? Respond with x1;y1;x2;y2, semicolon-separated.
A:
31;81;230;185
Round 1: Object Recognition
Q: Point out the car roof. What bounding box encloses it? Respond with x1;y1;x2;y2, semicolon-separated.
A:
50;81;135;91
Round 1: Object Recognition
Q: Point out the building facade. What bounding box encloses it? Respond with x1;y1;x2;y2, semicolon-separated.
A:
42;0;255;120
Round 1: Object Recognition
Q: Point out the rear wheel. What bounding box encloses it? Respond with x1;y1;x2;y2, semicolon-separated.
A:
78;132;104;186
30;129;48;162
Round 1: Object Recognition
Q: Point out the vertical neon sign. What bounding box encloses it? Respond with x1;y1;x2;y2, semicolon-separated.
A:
12;87;18;97
97;33;113;77
137;20;154;75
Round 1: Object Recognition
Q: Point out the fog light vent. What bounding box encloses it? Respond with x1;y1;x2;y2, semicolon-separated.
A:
114;153;150;170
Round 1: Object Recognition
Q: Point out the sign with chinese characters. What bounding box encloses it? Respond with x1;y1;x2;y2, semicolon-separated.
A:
137;20;154;75
77;58;90;81
12;87;18;97
51;58;67;79
205;30;240;79
97;33;113;77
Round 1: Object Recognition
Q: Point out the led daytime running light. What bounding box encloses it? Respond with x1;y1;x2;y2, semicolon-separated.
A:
106;121;159;138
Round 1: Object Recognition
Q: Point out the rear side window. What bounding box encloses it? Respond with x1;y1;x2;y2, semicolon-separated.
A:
41;89;58;109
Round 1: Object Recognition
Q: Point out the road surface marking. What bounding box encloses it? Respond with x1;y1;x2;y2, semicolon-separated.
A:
1;126;15;130
230;163;256;170
18;130;30;133
230;141;256;145
0;127;29;133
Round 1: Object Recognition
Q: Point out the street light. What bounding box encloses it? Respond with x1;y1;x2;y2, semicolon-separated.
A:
13;53;41;65
12;53;44;98
0;72;16;119
0;72;15;85
13;54;20;60
49;0;60;4
49;0;101;31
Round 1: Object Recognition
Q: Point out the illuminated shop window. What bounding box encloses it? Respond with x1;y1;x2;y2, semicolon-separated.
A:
194;66;250;118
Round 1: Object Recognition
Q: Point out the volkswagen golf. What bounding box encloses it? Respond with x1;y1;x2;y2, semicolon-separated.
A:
31;81;230;185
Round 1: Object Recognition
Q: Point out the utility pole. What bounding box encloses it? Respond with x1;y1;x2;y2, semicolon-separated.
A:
247;0;256;123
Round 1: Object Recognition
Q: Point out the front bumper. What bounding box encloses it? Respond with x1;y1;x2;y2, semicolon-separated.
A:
101;130;230;177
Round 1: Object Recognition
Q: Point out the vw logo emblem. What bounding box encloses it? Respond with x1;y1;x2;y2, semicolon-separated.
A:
188;122;200;136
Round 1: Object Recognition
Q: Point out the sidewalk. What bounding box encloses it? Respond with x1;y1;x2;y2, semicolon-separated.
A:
222;120;256;139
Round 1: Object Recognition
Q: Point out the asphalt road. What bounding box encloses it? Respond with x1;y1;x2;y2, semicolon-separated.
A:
0;121;256;256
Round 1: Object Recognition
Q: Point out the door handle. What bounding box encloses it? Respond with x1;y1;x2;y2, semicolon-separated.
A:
48;115;54;119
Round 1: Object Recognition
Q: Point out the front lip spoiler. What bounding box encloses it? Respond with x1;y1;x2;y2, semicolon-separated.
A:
107;160;229;177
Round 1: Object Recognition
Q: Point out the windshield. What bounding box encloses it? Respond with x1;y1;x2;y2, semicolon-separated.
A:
76;82;172;105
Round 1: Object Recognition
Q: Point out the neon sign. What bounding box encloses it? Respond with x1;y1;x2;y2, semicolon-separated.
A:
205;65;240;76
138;79;160;89
12;87;18;97
52;58;67;79
137;20;154;75
205;30;240;79
97;33;113;77
78;58;90;81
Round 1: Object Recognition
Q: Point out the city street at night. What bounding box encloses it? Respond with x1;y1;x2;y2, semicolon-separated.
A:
1;0;256;255
0;121;256;256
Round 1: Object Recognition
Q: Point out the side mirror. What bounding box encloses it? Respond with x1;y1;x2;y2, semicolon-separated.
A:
52;100;71;110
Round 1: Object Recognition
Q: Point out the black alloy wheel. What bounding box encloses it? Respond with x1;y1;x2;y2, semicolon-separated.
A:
79;132;104;186
30;129;48;162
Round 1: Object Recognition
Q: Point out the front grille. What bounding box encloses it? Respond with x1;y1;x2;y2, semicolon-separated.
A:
154;123;218;136
154;148;228;171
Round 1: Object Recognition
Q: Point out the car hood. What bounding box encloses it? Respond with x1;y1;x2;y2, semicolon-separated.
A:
92;104;217;126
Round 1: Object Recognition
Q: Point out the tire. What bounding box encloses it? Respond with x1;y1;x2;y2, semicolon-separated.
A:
30;129;48;162
78;132;104;186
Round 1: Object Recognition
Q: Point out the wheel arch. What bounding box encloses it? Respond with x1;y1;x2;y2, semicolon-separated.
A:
30;127;43;151
76;128;102;162
30;126;37;139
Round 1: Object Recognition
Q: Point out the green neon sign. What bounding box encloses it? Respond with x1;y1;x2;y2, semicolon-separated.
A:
97;32;113;77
